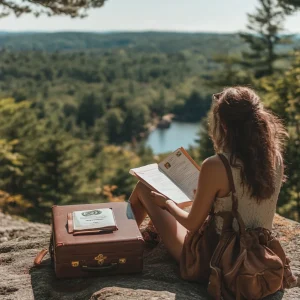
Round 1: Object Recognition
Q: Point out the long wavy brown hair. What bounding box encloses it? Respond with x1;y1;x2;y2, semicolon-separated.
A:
209;87;288;202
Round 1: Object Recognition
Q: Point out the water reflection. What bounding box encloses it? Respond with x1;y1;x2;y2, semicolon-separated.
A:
146;121;200;154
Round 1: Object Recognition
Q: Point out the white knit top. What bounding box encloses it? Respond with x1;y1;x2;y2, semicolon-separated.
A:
214;153;283;234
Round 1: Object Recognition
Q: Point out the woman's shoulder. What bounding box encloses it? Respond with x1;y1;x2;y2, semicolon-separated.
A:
201;155;231;198
201;155;226;176
202;154;226;166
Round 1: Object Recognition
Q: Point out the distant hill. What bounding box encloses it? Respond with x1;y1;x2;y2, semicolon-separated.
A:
0;31;247;55
1;31;299;56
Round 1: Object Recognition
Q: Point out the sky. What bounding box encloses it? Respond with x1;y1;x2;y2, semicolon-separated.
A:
0;0;300;33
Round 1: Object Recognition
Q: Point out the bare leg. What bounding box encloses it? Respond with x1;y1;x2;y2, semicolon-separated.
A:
129;181;187;262
129;182;148;226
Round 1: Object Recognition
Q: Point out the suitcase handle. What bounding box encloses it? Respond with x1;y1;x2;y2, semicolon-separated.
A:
81;263;118;272
34;249;49;266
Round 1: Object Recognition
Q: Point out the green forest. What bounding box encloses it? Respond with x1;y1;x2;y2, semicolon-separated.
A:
0;0;299;223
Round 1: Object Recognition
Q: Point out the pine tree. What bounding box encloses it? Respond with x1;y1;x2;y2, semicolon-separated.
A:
77;92;106;128
196;117;215;162
0;139;23;193
239;0;288;78
207;55;251;89
278;0;300;13
260;52;300;220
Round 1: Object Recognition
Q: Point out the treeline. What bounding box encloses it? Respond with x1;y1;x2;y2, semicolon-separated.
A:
198;51;300;221
0;26;299;222
197;0;300;221
0;96;154;223
0;32;246;53
0;46;213;222
0;49;215;139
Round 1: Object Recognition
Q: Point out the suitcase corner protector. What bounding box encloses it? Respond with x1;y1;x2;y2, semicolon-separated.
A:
137;235;145;244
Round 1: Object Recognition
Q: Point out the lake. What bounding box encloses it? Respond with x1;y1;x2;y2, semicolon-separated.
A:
145;121;200;154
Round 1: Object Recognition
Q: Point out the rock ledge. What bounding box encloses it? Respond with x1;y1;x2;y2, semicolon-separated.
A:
0;212;299;300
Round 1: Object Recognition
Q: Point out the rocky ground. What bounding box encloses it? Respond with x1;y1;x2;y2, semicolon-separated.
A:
0;212;299;300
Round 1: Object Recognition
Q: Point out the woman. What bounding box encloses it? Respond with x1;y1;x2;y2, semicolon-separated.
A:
129;87;292;285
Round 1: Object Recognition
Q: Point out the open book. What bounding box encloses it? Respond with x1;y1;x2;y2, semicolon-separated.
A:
70;208;118;234
129;147;200;206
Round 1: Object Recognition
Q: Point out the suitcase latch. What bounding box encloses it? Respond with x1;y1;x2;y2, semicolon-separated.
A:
71;261;79;267
94;254;107;265
119;258;126;264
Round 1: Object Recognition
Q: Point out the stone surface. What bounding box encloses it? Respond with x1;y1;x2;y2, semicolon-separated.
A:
0;212;299;300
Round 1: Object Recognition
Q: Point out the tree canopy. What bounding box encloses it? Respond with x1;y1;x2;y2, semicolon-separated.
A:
278;0;300;13
0;1;299;223
0;34;219;222
0;0;106;18
197;0;300;220
239;0;287;78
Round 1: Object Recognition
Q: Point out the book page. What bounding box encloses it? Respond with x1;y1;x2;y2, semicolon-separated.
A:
129;164;189;204
158;148;200;200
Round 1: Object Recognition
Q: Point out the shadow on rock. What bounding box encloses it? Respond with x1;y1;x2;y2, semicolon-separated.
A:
29;248;208;300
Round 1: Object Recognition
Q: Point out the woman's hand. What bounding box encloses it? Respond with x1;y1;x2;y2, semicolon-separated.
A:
150;191;169;209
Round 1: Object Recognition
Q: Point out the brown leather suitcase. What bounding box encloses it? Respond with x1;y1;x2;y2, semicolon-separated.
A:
50;202;144;279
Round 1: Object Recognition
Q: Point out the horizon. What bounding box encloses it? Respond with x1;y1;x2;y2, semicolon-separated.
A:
1;30;300;35
0;0;299;34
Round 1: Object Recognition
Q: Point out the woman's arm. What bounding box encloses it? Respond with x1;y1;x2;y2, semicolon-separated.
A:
152;155;228;231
